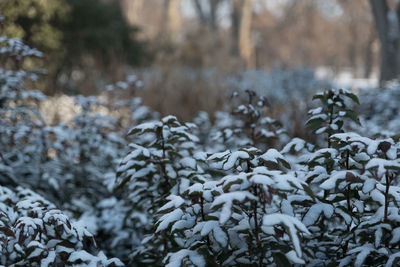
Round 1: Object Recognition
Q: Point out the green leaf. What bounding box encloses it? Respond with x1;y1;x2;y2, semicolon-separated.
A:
302;184;316;201
345;110;361;125
114;176;130;191
273;252;291;267
306;117;325;126
312;94;326;103
223;178;243;192
391;134;400;142
345;92;360;105
127;127;141;135
204;215;219;220
278;158;291;169
306;119;325;132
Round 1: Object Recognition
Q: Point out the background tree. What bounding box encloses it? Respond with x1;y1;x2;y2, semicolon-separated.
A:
339;0;376;78
162;0;183;43
0;0;144;95
369;0;400;84
231;0;254;67
193;0;223;42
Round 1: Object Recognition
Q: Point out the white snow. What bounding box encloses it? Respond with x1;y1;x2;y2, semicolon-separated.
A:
211;192;257;224
303;203;333;226
156;209;184;232
260;149;285;164
285;250;305;264
223;151;250;170
263;213;310;256
165;249;205;267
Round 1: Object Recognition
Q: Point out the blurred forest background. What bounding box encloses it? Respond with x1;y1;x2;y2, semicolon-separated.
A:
0;0;398;120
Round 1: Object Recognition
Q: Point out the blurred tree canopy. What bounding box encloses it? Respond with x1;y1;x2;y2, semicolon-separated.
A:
0;0;144;94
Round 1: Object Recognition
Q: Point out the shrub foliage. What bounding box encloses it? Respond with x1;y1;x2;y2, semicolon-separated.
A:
2;18;400;267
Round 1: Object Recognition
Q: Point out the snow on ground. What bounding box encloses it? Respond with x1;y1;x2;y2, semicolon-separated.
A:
316;66;379;90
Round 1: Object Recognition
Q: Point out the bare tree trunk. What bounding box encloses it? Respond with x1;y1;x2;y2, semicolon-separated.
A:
193;0;207;26
121;0;144;25
239;0;253;67
231;0;241;57
231;0;253;67
161;0;182;43
193;0;221;42
364;25;377;78
348;18;359;78
209;0;220;33
369;0;400;84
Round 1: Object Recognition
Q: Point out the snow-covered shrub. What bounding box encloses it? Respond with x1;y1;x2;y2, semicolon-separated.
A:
306;88;360;146
196;90;286;152
158;147;310;266
116;87;400;266
102;74;158;128
116;93;309;265
289;89;363;265
111;96;159;131
226;68;328;104
55;95;125;208
4;12;400;266
227;69;331;138
43;94;135;263
357;83;400;137
311;133;400;266
0;33;57;195
284;89;400;266
0;27;126;264
115;115;208;264
0;185;123;266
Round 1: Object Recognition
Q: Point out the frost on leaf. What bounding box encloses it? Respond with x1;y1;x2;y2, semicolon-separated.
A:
263;213;310;257
211;192;257;224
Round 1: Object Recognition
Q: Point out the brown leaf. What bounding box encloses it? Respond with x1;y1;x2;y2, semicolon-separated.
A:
275;228;284;238
345;172;356;182
378;141;391;153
